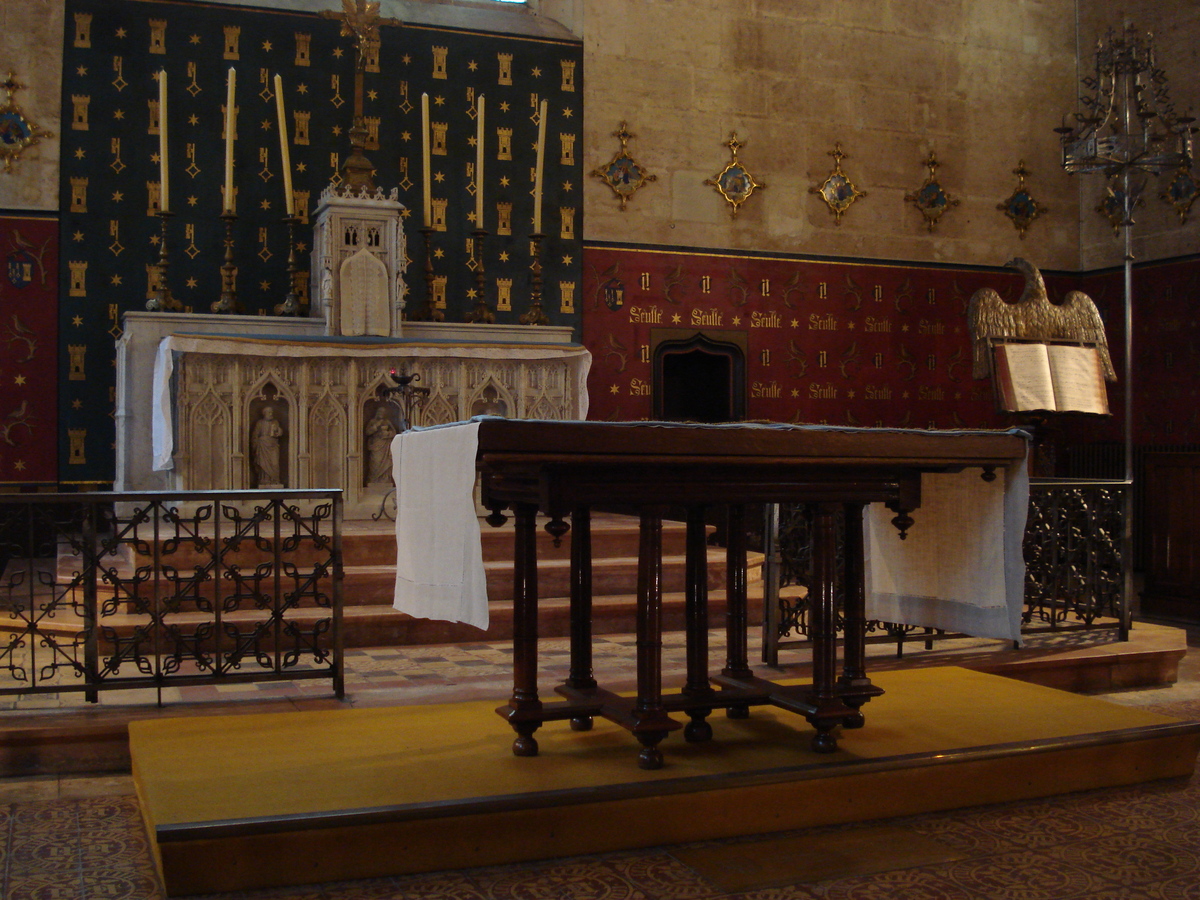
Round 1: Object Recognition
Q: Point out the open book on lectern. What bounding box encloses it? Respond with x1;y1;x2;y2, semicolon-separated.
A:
990;340;1110;415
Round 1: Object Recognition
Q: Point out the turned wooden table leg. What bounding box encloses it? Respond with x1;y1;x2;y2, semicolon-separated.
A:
506;502;542;755
809;502;840;752
566;504;596;731
839;501;869;727
722;504;752;719
634;506;671;769
682;505;714;742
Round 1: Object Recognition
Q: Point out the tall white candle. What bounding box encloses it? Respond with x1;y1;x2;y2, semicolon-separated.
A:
158;69;169;213
532;99;547;234
421;93;432;227
224;68;236;214
273;74;294;216
475;95;485;228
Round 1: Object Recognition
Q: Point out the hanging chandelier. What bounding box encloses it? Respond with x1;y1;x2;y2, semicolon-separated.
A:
1056;23;1194;179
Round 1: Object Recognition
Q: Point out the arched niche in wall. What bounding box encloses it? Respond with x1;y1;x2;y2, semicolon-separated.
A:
651;329;747;423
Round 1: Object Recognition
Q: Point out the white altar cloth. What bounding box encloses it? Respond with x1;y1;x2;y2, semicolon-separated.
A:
390;419;1029;643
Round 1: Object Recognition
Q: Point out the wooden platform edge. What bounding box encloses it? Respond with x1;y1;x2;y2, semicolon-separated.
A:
142;723;1200;896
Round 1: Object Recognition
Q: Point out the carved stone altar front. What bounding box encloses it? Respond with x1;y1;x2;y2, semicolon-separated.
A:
116;313;589;518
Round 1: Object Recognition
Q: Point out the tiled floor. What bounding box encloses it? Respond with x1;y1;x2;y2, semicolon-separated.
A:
0;625;1197;899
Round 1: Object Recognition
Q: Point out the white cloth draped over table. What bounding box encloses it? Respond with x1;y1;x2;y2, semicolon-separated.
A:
864;451;1029;644
389;418;1029;644
391;421;489;630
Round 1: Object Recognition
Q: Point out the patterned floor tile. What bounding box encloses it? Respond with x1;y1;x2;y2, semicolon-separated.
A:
79;869;164;900
948;797;1121;848
378;871;491;899
818;866;974;900
1047;832;1200;889
937;848;1112;899
475;858;651;899
6;871;85;900
605;852;723;899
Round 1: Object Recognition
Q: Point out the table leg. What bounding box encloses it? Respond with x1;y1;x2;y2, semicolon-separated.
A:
839;501;870;727
721;504;752;719
634;507;672;769
566;504;596;731
809;502;840;752
505;502;542;756
682;505;713;742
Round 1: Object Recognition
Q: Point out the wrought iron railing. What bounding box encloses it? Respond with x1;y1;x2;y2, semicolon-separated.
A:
762;480;1127;664
0;491;343;704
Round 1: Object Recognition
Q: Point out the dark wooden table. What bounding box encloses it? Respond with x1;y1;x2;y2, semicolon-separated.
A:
475;418;1027;769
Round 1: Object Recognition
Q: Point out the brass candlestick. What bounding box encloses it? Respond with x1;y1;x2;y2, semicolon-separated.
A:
408;226;444;322
466;228;495;323
519;231;549;325
211;210;240;313
146;210;182;312
274;215;302;316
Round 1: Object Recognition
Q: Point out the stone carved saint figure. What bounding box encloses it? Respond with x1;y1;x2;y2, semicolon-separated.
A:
251;406;285;487
365;406;399;485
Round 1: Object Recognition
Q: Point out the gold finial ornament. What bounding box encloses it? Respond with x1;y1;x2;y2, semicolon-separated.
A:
997;160;1048;239
0;72;54;174
904;151;959;232
591;122;656;210
706;132;764;217
809;142;866;224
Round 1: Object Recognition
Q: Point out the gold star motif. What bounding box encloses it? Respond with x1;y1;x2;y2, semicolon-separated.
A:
186;277;198;288
114;109;125;120
188;114;199;126
499;176;510;187
332;47;344;58
671;313;682;324
332;125;343;136
609;384;620;394
468;135;477;148
74;147;85;159
499;251;509;262
562;108;574;118
72;231;83;242
433;95;445;106
562;181;573;192
14;375;26;386
72;399;83;409
296;162;307;173
731;316;741;326
297;84;308;95
189;34;201;45
791;388;800;398
400;208;412;218
187;196;198;207
13;460;25;471
151;152;160;165
115;27;127;38
76;65;87;76
791;319;799;327
402;54;412;64
111;191;123;202
847;322;855;330
150;234;161;246
468;61;478;71
434;171;445;182
466;288;477;299
262;40;273;51
110;274;122;286
367;89;378;101
261;119;272;131
260;199;272;210
400;131;411;141
901;324;910;332
467;210;478;224
296;242;308;252
259;280;271;290
847;390;855;399
433;248;445;259
72;315;83;326
562;255;572;265
531;67;542;77
499;101;510;113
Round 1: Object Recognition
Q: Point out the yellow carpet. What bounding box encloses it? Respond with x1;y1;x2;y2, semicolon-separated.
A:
129;666;1200;896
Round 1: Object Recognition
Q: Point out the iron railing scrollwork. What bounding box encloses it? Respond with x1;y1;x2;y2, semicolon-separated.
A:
762;480;1127;665
0;490;343;703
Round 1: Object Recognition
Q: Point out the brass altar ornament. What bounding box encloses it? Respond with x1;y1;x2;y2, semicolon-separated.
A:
997;160;1047;239
706;132;764;217
904;151;959;232
809;142;866;225
1097;177;1142;235
0;72;53;174
591;122;656;210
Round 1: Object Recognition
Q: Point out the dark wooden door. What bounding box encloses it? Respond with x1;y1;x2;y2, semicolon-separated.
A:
1142;452;1200;621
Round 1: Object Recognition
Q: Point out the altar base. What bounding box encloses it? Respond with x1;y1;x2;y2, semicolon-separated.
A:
130;666;1200;896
